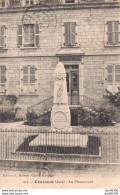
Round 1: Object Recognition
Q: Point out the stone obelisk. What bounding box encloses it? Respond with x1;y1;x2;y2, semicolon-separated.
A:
29;62;72;147
51;62;72;132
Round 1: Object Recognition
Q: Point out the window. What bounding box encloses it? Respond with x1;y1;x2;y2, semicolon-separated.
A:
0;66;6;93
107;64;120;92
1;0;5;7
9;0;21;7
24;25;34;47
0;25;6;48
107;21;119;45
21;65;38;94
64;65;79;93
64;22;76;46
17;24;39;48
65;0;75;3
25;0;34;6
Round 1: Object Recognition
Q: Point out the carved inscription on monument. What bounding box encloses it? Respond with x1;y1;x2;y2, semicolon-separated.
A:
52;111;67;129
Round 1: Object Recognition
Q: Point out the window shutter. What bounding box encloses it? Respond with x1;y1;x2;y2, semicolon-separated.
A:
114;21;119;45
21;65;37;94
30;66;35;84
30;25;34;46
30;65;37;93
22;66;29;93
107;21;119;45
0;66;6;93
107;65;113;73
115;75;120;83
107;65;113;83
30;0;34;5
0;25;5;47
115;65;120;84
64;22;70;46
107;21;113;45
115;65;120;73
23;66;28;84
34;24;39;47
0;66;6;83
17;25;22;47
70;22;76;46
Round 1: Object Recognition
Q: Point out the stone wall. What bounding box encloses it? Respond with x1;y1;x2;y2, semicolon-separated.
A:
83;55;120;100
0;6;120;56
0;3;120;117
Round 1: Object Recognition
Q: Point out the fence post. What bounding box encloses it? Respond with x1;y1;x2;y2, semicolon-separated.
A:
45;130;47;161
6;140;7;159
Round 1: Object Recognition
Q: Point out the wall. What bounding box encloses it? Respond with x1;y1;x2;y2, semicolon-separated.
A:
0;3;120;117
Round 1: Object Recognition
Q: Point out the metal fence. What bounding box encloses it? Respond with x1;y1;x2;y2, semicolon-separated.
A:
0;129;120;164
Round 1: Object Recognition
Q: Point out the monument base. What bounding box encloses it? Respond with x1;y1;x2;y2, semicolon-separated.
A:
29;132;88;147
51;104;72;132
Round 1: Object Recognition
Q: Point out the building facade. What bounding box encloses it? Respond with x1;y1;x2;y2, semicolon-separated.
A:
0;0;120;118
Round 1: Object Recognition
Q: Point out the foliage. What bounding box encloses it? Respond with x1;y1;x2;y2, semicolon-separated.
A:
5;95;18;105
73;104;116;127
74;87;120;126
26;110;39;123
104;88;120;107
97;105;116;126
0;109;15;122
25;110;50;126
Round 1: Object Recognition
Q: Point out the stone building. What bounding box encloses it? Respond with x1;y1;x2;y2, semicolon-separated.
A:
0;0;120;119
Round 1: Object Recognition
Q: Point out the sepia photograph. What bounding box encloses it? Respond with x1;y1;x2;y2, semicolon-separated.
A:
0;0;120;189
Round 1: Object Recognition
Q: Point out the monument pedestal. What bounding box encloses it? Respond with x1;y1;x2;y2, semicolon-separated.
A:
51;104;72;132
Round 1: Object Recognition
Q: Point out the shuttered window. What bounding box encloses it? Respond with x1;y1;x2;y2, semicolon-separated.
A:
107;65;113;84
17;25;22;48
115;65;120;84
107;21;119;45
23;66;28;84
9;0;21;7
0;66;6;93
1;0;5;7
24;24;34;47
25;0;34;6
17;24;39;48
0;26;6;48
64;22;76;46
22;65;37;94
107;64;120;84
34;24;39;47
30;66;35;84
